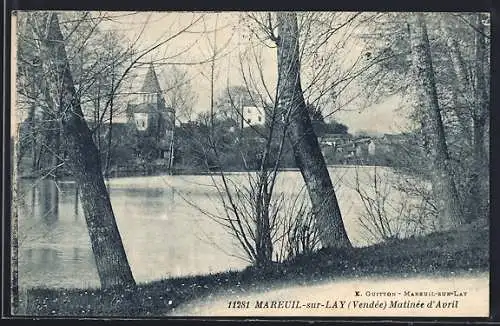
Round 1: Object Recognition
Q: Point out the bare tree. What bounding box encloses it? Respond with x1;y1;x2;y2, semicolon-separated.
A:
275;12;351;249
203;14;280;266
11;131;20;314
27;12;136;288
470;13;489;223
440;13;489;223
353;12;489;229
159;65;198;122
409;12;464;229
190;12;360;262
351;166;437;244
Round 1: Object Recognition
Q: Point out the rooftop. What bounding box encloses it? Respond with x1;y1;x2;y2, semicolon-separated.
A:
141;63;163;94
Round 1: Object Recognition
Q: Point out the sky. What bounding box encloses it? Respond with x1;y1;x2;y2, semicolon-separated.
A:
99;12;277;110
334;95;411;135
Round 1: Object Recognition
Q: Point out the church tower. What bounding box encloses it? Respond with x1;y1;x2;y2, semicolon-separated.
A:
128;63;174;135
140;63;165;107
127;64;176;163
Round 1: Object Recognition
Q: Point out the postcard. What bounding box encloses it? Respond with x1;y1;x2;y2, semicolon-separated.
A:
9;10;490;318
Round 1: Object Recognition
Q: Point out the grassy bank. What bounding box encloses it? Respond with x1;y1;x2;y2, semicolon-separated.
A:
23;221;488;317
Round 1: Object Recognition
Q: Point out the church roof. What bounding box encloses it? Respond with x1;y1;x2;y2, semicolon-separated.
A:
141;63;162;93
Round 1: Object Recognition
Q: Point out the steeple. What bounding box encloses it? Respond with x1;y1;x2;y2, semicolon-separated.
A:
140;63;163;105
141;63;162;94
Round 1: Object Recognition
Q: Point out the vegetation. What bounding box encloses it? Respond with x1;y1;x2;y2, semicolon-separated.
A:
25;222;488;316
357;12;490;226
23;12;136;289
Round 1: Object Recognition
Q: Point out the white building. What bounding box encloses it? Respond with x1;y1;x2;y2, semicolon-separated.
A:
242;106;265;126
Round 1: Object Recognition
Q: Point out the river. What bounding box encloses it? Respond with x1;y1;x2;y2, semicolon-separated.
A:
17;166;414;290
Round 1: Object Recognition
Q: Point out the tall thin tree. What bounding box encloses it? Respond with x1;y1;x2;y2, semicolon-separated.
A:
470;13;489;222
32;12;135;288
409;12;464;228
276;12;351;249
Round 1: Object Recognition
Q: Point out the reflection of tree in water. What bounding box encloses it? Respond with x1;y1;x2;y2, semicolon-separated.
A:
30;185;36;218
39;179;59;226
73;247;81;261
17;179;65;249
40;248;60;266
74;186;79;220
162;186;176;207
22;248;62;269
19;180;94;249
118;186;176;213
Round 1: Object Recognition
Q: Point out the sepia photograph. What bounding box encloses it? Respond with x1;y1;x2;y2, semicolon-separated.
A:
9;10;490;318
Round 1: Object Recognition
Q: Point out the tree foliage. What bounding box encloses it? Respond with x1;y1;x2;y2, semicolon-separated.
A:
357;12;490;225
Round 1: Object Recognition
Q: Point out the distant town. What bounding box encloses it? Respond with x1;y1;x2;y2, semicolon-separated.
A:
17;63;411;179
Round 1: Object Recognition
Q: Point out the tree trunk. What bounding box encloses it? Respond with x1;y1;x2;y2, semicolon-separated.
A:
11;134;20;314
36;13;135;288
410;13;464;228
443;14;489;223
74;186;80;220
105;58;115;178
470;13;489;222
30;107;38;174
96;84;101;154
255;174;273;267
276;12;351;249
444;35;473;144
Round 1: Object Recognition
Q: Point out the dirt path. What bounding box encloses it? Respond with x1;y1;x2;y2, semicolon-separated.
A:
169;272;488;317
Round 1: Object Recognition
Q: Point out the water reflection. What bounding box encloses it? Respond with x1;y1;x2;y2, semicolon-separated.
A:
17;168;393;290
30;186;36;219
39;179;59;225
74;187;79;220
18;175;249;290
18;178;99;289
20;246;99;289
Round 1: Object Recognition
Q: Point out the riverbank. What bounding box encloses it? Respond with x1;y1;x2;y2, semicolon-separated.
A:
23;220;488;317
18;163;390;180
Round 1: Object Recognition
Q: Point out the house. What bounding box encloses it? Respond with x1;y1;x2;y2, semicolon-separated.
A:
319;133;351;152
317;133;382;164
318;133;352;146
353;137;373;157
242;105;265;126
317;131;411;165
371;133;407;155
